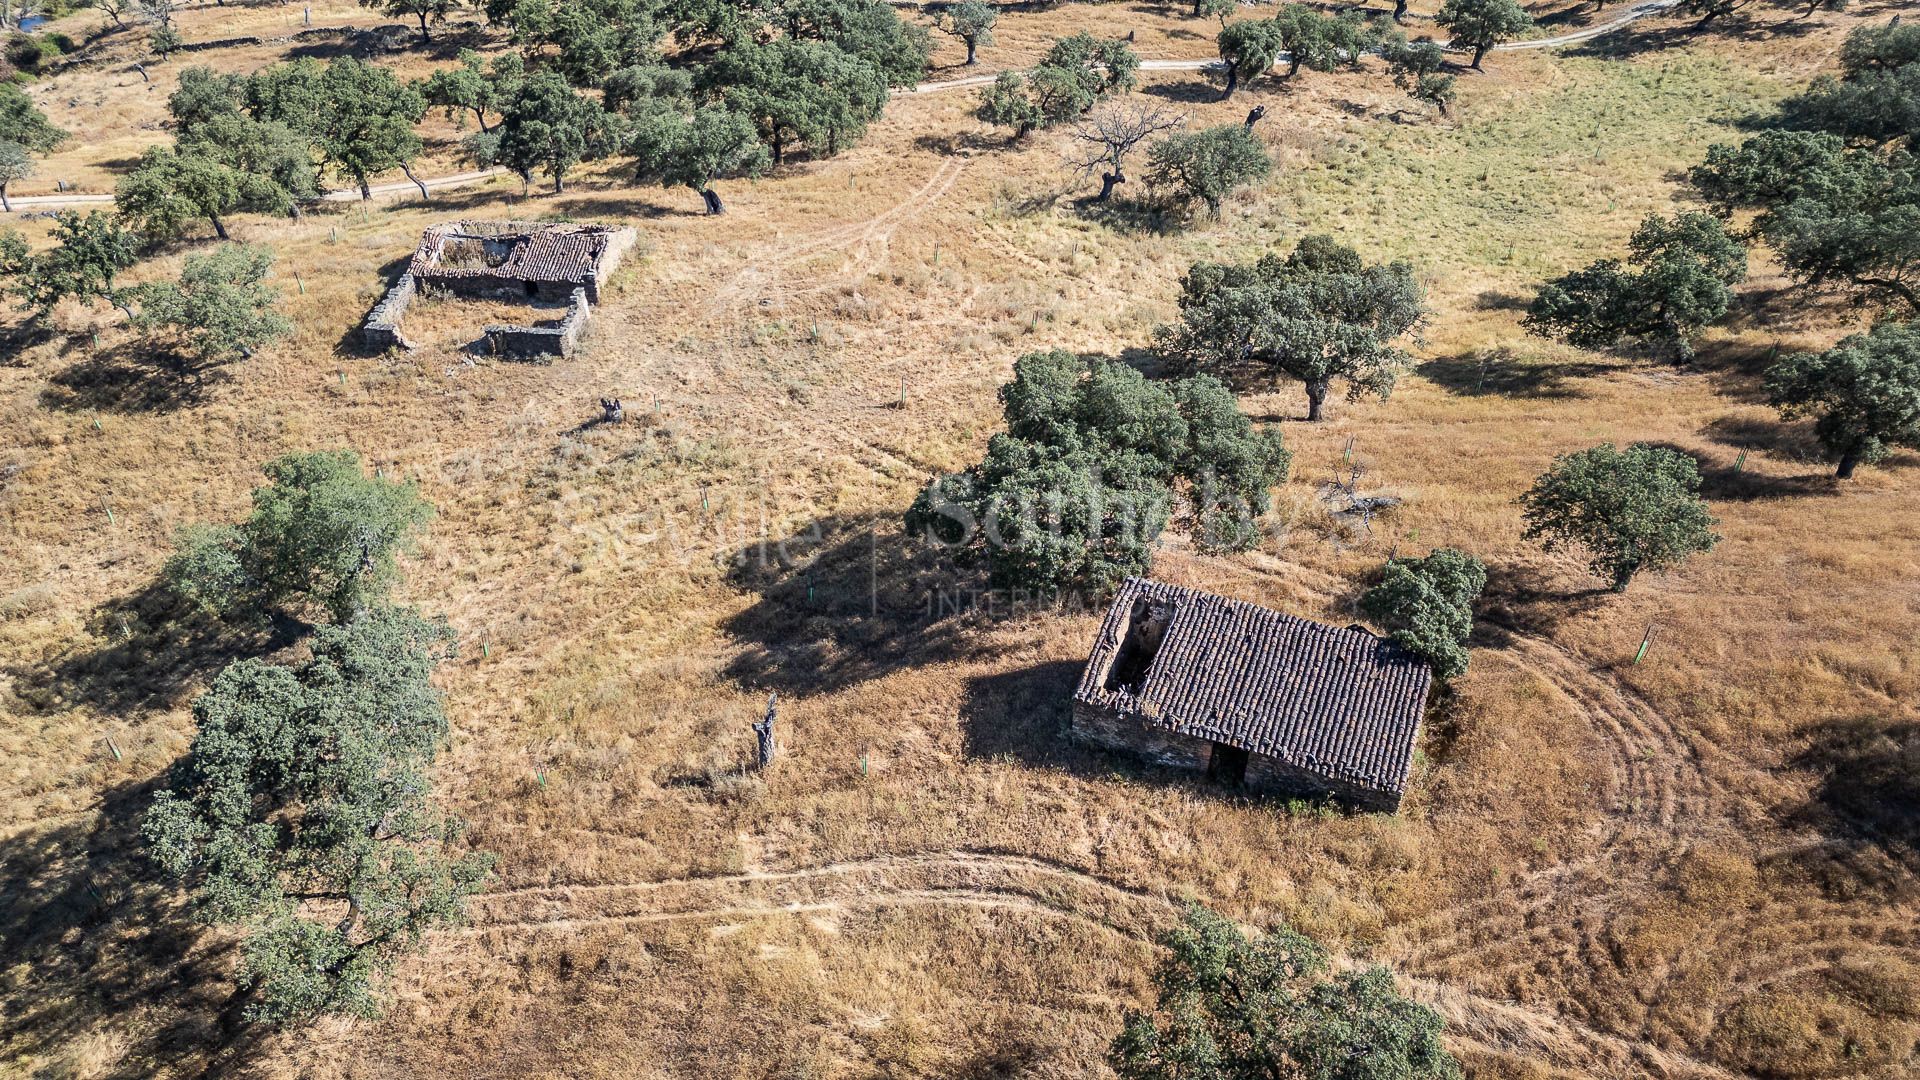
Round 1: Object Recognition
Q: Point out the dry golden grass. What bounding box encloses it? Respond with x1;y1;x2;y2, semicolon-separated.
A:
3;2;1918;1078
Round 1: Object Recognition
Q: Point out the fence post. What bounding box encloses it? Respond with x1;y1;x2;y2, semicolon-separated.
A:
1633;623;1657;665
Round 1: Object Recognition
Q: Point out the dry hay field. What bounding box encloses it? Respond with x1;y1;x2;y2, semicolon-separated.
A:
2;1;1918;1078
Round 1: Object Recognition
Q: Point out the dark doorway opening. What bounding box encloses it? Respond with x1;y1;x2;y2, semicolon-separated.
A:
1207;742;1248;786
523;280;540;298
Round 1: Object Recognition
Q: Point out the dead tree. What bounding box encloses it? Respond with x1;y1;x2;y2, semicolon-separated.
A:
1063;99;1184;203
1320;463;1401;535
752;693;777;770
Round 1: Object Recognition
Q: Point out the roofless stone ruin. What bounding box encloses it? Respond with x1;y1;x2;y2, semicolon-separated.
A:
360;221;638;360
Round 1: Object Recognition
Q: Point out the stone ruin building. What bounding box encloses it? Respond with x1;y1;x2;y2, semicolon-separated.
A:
1072;577;1434;812
360;220;638;360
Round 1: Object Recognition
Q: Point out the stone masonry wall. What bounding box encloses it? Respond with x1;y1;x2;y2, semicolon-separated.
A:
1070;701;1211;771
482;288;591;362
359;272;417;352
1071;700;1402;811
1242;753;1401;813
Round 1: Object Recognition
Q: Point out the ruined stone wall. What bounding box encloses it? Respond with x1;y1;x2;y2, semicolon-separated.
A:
585;227;639;302
482;288;591;362
359;272;417;352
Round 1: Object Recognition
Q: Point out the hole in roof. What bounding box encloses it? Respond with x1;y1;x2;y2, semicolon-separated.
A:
1105;597;1175;695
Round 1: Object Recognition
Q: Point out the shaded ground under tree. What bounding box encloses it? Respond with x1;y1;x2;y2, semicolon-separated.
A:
0;778;265;1077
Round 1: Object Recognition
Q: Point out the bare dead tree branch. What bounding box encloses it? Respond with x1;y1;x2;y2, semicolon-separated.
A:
1062;100;1186;203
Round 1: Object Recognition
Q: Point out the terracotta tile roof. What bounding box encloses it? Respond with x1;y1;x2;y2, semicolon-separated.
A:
1074;578;1433;796
411;221;614;284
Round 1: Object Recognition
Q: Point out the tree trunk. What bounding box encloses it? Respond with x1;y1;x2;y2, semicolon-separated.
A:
475;108;492;133
1304;378;1329;421
401;162;430;201
1836;447;1861;479
0;182;9;214
209;213;229;240
770;133;784;167
1222;66;1238;99
417;12;431;42
700;186;725;215
553;171;564;195
1014;120;1035;142
1610;563;1638;592
1096;169;1123;201
1393;0;1408;22
1191;0;1201;14
358;174;371;200
1286;56;1302;78
965;37;978;65
1471;43;1489;69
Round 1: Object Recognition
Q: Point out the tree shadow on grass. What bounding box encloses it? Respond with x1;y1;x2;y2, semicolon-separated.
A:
1072;197;1179;236
1473;560;1616;643
39;340;232;415
1567;10;1827;60
1140;77;1223;105
1415;349;1614;399
912;131;1002;156
286;23;489;63
1720;284;1880;342
7;580;301;718
718;513;1006;695
1700;412;1826;459
1641;439;1839;502
0;319;57;366
1471;288;1531;313
1775;716;1920;900
1561;22;1718;60
1083;345;1168;379
0;777;264;1077
1532;4;1604;31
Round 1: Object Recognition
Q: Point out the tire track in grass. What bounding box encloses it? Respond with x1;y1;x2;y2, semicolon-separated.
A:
462;846;1744;1079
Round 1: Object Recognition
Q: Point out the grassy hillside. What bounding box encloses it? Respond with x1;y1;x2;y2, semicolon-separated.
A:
2;2;1916;1078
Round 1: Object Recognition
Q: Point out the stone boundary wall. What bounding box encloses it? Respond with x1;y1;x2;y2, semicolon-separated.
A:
359;272;417;352
482;288;590;362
